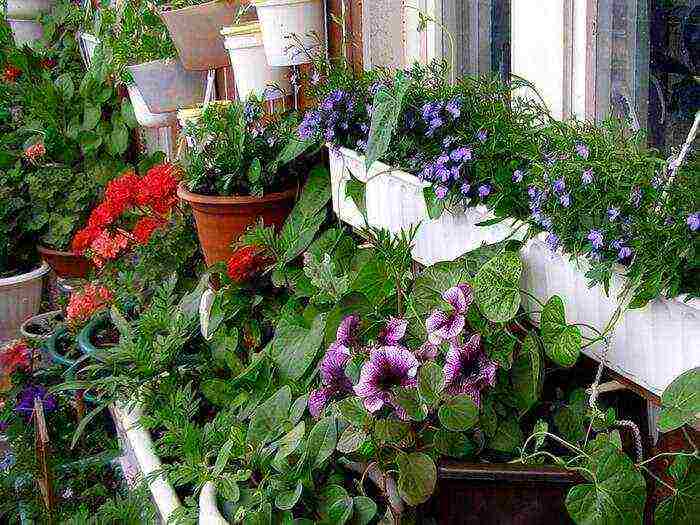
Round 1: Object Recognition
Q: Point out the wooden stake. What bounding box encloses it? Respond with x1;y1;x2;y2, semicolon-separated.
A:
34;398;55;524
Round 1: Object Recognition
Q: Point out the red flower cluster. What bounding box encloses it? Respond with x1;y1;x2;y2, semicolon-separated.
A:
2;65;21;83
24;142;45;161
0;340;31;376
66;283;113;326
226;245;267;282
71;164;180;267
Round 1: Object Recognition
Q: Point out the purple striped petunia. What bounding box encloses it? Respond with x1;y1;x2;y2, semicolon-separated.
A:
442;334;496;407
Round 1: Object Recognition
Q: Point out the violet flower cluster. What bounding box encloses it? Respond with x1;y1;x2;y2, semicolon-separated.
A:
298;89;370;151
14;384;57;420
308;283;497;420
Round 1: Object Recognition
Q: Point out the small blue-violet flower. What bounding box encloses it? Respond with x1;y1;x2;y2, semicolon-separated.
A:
560;193;571;207
512;170;523;183
688;212;700;232
582;168;594;184
607;207;621;222
587;229;604;249
576;143;590;159
478;184;491;198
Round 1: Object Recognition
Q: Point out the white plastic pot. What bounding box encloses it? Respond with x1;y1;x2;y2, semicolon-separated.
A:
221;22;290;101
77;31;100;68
199;482;228;524
520;233;700;397
253;0;325;66
7;18;43;46
126;84;178;129
111;404;182;521
0;262;49;344
5;0;54;19
328;146;519;266
127;59;206;115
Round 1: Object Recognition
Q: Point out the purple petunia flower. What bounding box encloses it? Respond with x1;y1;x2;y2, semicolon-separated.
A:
354;346;419;416
442;334;496;407
415;342;438;362
618;246;633;261
512;170;523;183
379;317;408;347
560;193;571;207
552;178;566;193
607;207;621;222
478;184;491;198
581;168;594;184
426;284;473;345
14;385;57;419
308;347;353;417
575;143;590;159
588;230;604;249
476;130;488;143
332;315;359;350
445;98;462;118
545;233;560;251
688;212;700;232
435;185;449;199
451;147;472;163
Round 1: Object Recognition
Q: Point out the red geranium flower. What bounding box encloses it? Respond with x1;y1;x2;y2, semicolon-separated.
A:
105;171;139;216
226;245;266;282
90;230;129;267
24;142;45;161
0;340;31;376
136;163;179;214
71;225;102;254
2;65;21;83
132;216;165;245
67;284;112;326
88;201;119;229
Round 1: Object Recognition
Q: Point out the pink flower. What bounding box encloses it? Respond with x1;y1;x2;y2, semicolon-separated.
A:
66;284;112;326
24;142;46;161
442;334;496;407
425;284;473;345
89;230;128;267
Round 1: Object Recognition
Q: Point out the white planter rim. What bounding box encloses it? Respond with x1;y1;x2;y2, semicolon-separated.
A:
0;262;50;287
221;22;261;37
254;0;321;6
222;32;264;51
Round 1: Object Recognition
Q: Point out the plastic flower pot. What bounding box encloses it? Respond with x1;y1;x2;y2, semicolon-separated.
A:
177;182;297;267
126;84;178;129
5;0;55;19
7;19;43;46
221;22;291;101
159;0;245;71
328;146;519;265
78;313;117;362
253;0;325;66
0;262;49;344
19;309;63;344
37;245;93;279
43;325;78;368
127;58;206;115
198;482;228;524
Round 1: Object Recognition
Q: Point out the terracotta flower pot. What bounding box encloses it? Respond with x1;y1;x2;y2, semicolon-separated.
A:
160;1;253;71
38;245;93;279
177;182;297;266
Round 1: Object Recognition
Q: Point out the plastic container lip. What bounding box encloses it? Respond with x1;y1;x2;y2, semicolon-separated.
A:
221;22;261;37
0;262;50;287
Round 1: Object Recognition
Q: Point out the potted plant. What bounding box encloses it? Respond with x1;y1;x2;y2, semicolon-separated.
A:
253;0;326;66
159;0;251;71
177;99;315;266
19;309;63;344
221;20;291;102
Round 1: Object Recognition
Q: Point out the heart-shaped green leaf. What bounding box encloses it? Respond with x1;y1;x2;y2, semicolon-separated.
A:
396;452;437;506
541;296;581;367
658;368;699;432
473;252;522;322
438;394;479;431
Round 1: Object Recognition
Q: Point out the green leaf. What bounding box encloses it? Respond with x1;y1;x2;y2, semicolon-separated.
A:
336;397;371;428
201;378;236;407
433;429;476;458
274;421;305;464
541;296;581;367
351;496;377;525
109;123;129;155
247;386;292;448
553;388;588;443
419;361;444;405
396;452;437;506
658;368;699;432
121;98;138;128
270;313;327;382
438;394;479;431
511;335;542;414
276;136;314;165
393;387;427;421
78;131;102;153
566;441;646;525
306;416;337;468
473;252;522;323
489;418;524;453
82;103;101;130
365;71;409;169
275;481;303;511
346;177;367;217
423;186;445;220
337;427;367;454
213;436;236;476
54;73;74;101
374;419;410;444
654;456;699;525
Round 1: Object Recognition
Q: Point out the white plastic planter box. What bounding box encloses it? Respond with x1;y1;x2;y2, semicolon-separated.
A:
520;233;700;397
111;404;182;521
5;0;54;19
253;0;325;66
221;22;290;101
7;19;43;46
0;262;50;344
328;146;519;266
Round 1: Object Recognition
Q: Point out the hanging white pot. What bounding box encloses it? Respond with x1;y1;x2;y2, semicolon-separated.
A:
5;0;55;19
77;31;100;68
253;0;325;67
0;262;50;344
221;22;290;101
126;84;178;129
127;58;206;115
7;19;43;46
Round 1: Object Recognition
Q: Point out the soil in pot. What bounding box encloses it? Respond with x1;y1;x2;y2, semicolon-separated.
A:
46;328;81;366
90;324;120;349
21;310;64;341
